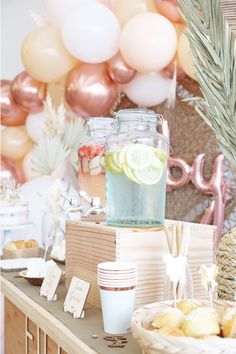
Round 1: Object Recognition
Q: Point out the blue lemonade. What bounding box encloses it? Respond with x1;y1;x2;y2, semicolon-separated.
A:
105;144;167;227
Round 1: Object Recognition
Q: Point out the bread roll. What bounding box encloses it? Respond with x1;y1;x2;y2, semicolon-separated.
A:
4;242;18;251
177;300;202;315
181;307;220;337
152;307;184;329
24;239;38;248
4;239;38;251
222;307;236;338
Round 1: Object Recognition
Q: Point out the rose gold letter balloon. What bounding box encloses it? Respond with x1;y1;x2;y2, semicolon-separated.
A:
11;71;47;113
65;63;118;117
107;52;136;84
1;80;28;126
21;26;78;82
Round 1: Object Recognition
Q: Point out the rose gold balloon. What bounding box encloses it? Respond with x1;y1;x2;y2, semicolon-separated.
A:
65;63;118;117
154;0;183;23
0;156;26;184
1;80;28;126
11;71;47;113
107;52;136;84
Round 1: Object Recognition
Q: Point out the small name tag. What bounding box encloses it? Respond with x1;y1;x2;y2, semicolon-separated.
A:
64;276;90;318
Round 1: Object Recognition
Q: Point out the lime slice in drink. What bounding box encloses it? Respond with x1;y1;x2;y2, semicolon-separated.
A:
123;165;141;184
134;163;163;185
124;144;154;170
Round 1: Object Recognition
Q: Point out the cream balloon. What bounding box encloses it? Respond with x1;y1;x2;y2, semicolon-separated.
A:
47;75;67;107
123;71;171;106
43;0;96;27
61;2;120;63
25;112;45;143
120;13;177;72
177;32;196;80
21;26;78;82
22;150;38;181
1;126;33;162
114;0;157;27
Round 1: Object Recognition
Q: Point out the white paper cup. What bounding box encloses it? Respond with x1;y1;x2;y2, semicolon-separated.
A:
100;286;136;334
97;261;137;271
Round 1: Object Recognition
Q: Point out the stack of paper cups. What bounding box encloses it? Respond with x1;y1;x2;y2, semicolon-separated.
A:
97;261;137;334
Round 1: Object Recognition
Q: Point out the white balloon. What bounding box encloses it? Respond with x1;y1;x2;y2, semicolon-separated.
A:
123;72;172;107
43;0;95;27
22;151;38;181
25;112;45;143
61;2;120;63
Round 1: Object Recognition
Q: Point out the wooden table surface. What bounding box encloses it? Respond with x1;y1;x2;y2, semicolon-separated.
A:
1;271;142;354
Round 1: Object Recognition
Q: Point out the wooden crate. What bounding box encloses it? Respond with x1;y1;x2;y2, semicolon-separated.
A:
65;221;216;309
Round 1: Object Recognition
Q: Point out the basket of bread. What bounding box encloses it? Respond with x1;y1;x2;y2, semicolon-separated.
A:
3;240;39;259
132;299;236;354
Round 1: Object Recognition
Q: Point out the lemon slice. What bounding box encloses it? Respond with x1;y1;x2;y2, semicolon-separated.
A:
124;144;154;170
105;152;122;173
153;148;168;166
123;165;141;184
134;164;163;185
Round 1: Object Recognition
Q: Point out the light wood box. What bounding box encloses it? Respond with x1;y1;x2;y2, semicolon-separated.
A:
65;221;216;309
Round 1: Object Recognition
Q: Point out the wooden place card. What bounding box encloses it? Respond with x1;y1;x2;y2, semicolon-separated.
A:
40;263;62;301
64;276;90;319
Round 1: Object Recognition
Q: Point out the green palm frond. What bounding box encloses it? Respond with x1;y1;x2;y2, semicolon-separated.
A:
179;0;236;167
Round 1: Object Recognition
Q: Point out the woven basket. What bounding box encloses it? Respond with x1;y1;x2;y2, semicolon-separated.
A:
217;227;236;301
132;300;236;354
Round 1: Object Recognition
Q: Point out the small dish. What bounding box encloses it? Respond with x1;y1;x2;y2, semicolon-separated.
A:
18;270;44;286
50;256;65;265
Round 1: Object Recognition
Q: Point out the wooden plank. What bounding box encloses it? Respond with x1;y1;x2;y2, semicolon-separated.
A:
4;297;25;354
28;319;38;354
1;277;97;354
47;336;58;354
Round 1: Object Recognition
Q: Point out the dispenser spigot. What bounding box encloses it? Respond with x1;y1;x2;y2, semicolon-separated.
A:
79;191;106;218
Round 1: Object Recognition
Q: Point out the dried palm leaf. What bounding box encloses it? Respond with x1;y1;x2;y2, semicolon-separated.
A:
179;0;236;167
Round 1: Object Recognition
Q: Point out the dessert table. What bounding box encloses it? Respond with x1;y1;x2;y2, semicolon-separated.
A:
1;270;142;354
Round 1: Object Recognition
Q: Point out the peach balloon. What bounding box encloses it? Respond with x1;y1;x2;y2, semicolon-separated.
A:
1;126;33;162
65;63;118;117
120;13;177;72
114;0;157;27
154;0;183;23
0;156;26;184
11;71;47;113
1;80;28;126
47;74;67;106
21;26;78;82
177;32;196;80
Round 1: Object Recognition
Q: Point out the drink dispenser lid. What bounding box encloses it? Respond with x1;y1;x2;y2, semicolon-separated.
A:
87;117;114;130
112;109;163;125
